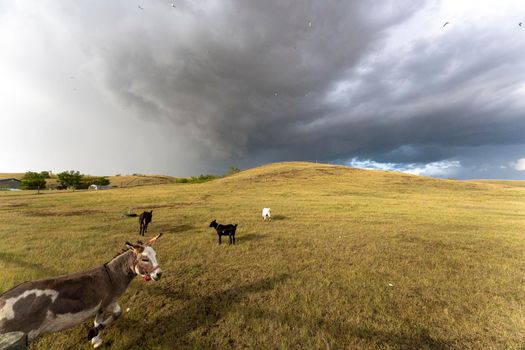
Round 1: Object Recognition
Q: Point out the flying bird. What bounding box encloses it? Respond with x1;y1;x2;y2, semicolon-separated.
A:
308;20;312;28
138;4;144;10
443;21;450;27
171;2;176;7
520;22;522;27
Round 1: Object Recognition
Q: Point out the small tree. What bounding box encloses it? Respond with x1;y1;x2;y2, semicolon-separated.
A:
57;170;83;190
20;171;48;193
93;177;110;186
226;166;241;176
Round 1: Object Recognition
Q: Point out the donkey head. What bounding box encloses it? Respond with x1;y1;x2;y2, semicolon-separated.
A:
209;219;217;228
126;233;163;281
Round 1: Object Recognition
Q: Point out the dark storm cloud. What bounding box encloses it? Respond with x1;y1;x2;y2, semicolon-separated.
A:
62;0;430;161
7;0;523;178
103;2;523;168
329;27;525;164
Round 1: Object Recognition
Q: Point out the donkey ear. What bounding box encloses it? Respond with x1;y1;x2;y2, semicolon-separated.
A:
125;241;137;250
146;233;162;246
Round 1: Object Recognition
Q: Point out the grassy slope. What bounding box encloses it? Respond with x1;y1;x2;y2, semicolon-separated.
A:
1;162;525;349
468;179;525;189
106;174;177;187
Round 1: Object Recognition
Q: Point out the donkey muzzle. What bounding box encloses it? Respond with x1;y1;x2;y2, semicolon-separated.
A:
150;268;162;281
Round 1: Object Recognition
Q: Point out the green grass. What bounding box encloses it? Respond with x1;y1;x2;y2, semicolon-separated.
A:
1;162;525;349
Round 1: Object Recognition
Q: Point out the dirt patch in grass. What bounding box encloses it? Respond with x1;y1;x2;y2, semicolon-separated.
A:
25;209;102;217
134;202;201;210
2;202;29;208
134;203;175;209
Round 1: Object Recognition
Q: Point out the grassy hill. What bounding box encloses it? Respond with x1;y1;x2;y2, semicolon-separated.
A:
1;162;525;349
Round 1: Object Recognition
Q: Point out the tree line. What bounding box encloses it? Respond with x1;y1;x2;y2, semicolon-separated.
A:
20;171;110;192
20;166;242;192
174;166;240;183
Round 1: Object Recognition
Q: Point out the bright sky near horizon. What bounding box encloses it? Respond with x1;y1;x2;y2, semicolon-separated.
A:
1;0;524;178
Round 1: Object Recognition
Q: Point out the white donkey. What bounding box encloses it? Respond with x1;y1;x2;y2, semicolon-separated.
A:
0;234;163;348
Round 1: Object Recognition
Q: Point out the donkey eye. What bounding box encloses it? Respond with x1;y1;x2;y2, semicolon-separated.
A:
141;258;150;262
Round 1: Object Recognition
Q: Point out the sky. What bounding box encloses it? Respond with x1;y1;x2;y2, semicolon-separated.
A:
0;0;524;179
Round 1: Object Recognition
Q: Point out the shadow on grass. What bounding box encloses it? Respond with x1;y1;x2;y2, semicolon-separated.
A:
130;275;454;349
116;274;290;349
271;214;288;221
344;325;453;349
163;224;194;234
238;233;266;243
234;306;454;349
0;251;61;278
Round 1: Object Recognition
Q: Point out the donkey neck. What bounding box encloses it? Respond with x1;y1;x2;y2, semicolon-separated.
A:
104;251;137;293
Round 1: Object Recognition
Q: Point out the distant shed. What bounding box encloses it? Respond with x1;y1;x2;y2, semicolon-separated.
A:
0;178;21;190
88;184;113;190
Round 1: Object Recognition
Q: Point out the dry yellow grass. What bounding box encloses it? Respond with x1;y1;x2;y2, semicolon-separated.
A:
106;174;177;187
469;179;525;189
0;173;24;180
1;162;525;349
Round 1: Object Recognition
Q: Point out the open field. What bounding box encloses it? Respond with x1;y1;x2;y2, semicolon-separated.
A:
1;162;525;349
